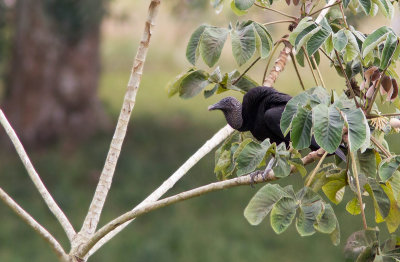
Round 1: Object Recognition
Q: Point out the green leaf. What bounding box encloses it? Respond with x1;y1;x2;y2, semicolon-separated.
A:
333;29;348;52
379;156;400;182
296;201;322;236
325;34;334;54
295;47;305;67
357;149;377;177
233;75;259;92
234;0;255;10
230;0;248;15
343;30;360;63
200;26;229;67
343;108;368;152
322;179;346;204
270;197;297;234
236;141;270;176
343;0;351;8
289;17;313;46
231;22;256;66
315;204;338;234
346;197;362;215
365;179;391;221
244;184;289;225
253;23;273;59
380;183;400;233
179;70;210;99
358;0;372;14
312;104;344;154
273;155;292;178
380;33;398;70
295;24;320;52
166;70;193;97
186;25;207;65
280;92;311;135
291;106;313;150
362;26;390;58
306;27;331;56
372;0;394;18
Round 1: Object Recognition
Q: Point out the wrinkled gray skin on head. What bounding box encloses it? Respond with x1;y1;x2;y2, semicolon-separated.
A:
208;97;243;130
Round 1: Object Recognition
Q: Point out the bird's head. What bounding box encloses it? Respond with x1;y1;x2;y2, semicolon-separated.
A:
208;97;243;130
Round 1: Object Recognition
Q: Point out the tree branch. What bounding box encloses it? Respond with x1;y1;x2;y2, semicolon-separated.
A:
254;3;297;19
263;43;292;86
83;125;234;258
0;109;75;242
79;0;162;241
0;186;69;261
78;148;327;258
302;46;319;86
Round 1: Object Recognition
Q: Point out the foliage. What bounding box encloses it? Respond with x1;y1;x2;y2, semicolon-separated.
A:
168;0;400;260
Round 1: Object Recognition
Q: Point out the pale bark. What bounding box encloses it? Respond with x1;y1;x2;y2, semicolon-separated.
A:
79;0;162;242
0;186;68;261
0;109;76;241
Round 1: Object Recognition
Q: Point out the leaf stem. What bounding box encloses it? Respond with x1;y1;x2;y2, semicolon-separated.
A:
302;46;319;86
305;151;328;187
334;50;360;108
263;20;295;26
349;151;368;230
254;3;297;19
339;2;349;29
309;1;341;16
370;136;391;158
367;113;400;119
319;47;335;63
290;52;306;90
312;55;326;89
232;57;261;85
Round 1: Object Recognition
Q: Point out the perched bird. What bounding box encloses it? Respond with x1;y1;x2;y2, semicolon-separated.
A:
208;86;346;175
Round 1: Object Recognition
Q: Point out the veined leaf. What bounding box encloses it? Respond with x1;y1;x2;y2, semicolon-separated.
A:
244;184;289;225
380;33;398;70
280;92;310;135
295;24;320;52
306;27;331;56
231;22;256;66
200;26;229;67
362;26;390;58
291;106;313;150
365;179;390;220
179;70;210;98
296;201;322;236
314;204;337;234
234;0;255;10
186;25;207;65
381;183;400;233
289;17;313;46
358;0;372;14
343;108;368;152
333;29;348;52
312;104;344;154
236;140;270;176
346;197;361;215
372;0;394;18
230;0;248;15
323;179;346;204
253;22;273;59
379;156;400;182
270;197;298;234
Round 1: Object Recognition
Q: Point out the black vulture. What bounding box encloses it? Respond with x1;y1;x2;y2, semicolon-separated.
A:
208;86;346;179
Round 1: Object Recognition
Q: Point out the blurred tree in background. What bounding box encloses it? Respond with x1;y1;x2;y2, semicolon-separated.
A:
1;0;109;146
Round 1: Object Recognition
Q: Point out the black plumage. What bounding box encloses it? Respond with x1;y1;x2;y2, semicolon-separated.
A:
208;86;345;160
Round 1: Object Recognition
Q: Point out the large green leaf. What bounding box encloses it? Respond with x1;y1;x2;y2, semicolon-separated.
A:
372;0;394;18
289;17;313;46
186;25;207;65
231;22;256;66
200;26;229;67
333;29;348;52
314;204;337;234
313;104;344;154
179;70;210;98
379;156;400;182
166;70;194;97
253;23;273;59
357;149;377;178
236;140;270;176
380;33;398;70
365;179;391;220
346;197;361;215
280;92;310;135
295;24;320;52
343;108;368;152
322;179;346;204
306;27;331;56
343;30;360;63
291;106;313;150
296;201;322;236
358;0;372;14
270;197;298;234
244;184;289;225
362;26;390;58
234;0;255;10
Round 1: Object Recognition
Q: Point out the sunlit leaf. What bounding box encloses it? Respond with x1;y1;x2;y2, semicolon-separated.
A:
346;197;362;215
362;26;390;58
291;106;313;150
295;24;320;52
253;22;273;59
343;108;368;152
380;33;398;70
322;179;347;204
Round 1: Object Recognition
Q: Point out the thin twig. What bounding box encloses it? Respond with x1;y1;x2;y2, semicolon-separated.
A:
334;50;360;108
319;47;335;63
254;3;297;19
264;43;292;86
370;136;391;158
302;46;319;86
349;151;368;230
0;110;75;241
290;52;306;90
312;55;326;89
309;0;341;16
305;151;328;187
83;125;234;258
78;148;327;258
263;20;295;26
0;187;69;261
232;57;261;85
79;0;162;241
367;113;400;119
339;2;349;29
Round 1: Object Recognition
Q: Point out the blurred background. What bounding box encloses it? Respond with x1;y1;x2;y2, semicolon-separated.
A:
0;0;399;261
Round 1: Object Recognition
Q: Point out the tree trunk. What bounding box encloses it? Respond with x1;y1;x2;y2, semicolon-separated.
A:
2;0;108;146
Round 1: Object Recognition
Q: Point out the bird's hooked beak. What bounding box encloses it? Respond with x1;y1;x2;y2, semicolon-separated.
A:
208;102;222;111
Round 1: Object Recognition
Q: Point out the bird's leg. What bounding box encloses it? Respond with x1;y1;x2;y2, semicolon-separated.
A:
262;157;276;180
249;157;276;186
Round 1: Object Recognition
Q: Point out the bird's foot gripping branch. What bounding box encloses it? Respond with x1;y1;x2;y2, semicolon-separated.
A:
168;0;400;260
